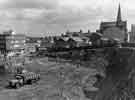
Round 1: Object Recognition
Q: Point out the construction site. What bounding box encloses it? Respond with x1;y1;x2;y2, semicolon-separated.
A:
0;46;133;100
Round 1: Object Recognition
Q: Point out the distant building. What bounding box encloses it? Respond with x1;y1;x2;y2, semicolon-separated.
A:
6;34;26;54
39;39;53;50
89;32;103;46
99;4;128;42
130;24;135;42
0;30;26;56
0;30;14;54
3;30;13;36
68;37;88;47
53;38;69;48
89;32;102;42
25;42;37;54
65;30;83;37
82;30;91;37
26;37;42;43
0;33;11;54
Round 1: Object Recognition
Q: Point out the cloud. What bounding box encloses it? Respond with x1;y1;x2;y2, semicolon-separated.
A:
0;0;134;36
1;0;60;9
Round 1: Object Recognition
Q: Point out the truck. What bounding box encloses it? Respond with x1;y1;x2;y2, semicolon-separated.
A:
8;72;40;89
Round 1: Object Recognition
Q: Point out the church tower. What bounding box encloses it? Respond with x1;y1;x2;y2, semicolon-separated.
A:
116;4;122;26
117;4;122;23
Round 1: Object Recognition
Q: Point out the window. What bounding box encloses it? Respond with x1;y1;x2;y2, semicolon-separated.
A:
15;40;19;43
11;41;14;44
14;45;20;48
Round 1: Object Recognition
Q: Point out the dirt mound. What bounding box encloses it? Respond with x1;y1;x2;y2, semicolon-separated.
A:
95;47;135;100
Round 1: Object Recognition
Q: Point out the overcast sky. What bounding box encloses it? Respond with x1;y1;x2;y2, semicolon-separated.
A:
0;0;134;36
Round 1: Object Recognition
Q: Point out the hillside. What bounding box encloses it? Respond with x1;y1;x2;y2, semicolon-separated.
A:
48;47;135;100
95;47;135;100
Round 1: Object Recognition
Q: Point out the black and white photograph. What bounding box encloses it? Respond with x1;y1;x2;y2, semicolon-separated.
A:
0;0;134;100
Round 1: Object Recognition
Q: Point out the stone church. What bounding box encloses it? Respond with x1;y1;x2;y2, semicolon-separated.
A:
99;4;129;42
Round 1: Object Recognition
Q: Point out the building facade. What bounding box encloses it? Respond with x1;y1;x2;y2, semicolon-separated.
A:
6;34;26;53
0;31;12;54
0;34;8;54
65;30;83;37
99;4;128;42
25;43;37;54
130;24;135;42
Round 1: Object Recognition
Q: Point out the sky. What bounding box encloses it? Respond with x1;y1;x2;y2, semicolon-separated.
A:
0;0;134;36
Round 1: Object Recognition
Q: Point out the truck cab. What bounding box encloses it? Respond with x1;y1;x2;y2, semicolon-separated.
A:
8;76;23;88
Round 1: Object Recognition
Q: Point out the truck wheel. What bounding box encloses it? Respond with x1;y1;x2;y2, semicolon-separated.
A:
15;83;20;89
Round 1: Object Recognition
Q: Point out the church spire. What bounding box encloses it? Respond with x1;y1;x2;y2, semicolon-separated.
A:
117;3;122;23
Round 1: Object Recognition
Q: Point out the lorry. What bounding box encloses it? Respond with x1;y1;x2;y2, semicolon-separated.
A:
8;71;40;89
